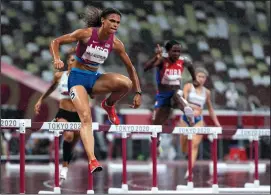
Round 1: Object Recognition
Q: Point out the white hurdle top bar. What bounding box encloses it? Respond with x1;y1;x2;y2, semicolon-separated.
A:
39;122;99;131
1;119;31;127
108;125;162;133
172;127;222;135
234;129;270;137
1;119;99;131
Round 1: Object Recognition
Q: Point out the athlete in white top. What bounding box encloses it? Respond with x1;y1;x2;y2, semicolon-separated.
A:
58;71;70;99
179;67;220;179
34;48;80;185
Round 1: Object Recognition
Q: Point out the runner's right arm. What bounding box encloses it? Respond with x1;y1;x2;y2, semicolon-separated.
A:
34;72;62;114
144;44;163;72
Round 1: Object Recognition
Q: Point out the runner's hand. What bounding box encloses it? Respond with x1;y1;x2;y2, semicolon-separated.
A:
53;59;64;69
34;100;42;115
129;93;141;108
155;44;163;59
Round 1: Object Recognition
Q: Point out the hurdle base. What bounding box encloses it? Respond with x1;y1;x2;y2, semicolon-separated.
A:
38;187;61;194
122;184;128;191
212;184;219;193
176;181;194;190
86;190;95;194
151;187;159;192
108;184;271;194
245;180;260;188
209;162;266;174
219;187;270;193
107;162;167;174
107;184;129;194
177;184;219;194
108;188;215;194
160;188;215;194
245;180;270;191
6;162;61;173
108;187;126;194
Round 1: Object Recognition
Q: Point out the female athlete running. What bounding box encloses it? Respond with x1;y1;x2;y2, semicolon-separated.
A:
144;40;199;149
179;67;220;178
50;7;142;173
34;48;80;184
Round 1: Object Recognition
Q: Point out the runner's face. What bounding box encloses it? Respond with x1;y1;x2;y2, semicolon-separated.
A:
196;72;207;86
67;55;75;69
102;14;121;34
168;45;181;61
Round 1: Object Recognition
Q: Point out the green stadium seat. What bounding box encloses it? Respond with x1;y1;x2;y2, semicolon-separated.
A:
244;55;256;66
2;0;270;107
214;60;227;72
257;12;268;33
257;62;268;73
211;48;222;60
26;63;39;74
185;4;198;32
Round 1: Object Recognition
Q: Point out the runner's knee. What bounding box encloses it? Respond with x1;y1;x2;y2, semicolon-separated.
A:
80;111;91;125
119;77;132;92
192;139;202;149
64;132;74;143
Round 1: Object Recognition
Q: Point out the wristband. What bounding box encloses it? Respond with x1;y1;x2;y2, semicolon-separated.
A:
135;91;142;96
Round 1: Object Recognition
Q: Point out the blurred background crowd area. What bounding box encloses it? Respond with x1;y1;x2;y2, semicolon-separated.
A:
1;0;270;111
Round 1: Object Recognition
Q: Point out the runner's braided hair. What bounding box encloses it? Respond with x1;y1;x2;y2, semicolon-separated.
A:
82;6;122;28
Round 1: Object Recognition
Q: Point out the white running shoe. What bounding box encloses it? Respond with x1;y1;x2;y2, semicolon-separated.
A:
176;89;183;98
60;167;68;185
184;106;195;125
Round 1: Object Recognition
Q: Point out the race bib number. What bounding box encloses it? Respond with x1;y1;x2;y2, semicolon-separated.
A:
70;90;76;100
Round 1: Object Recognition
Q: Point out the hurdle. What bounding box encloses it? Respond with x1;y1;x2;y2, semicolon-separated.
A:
4;131;56;174
106;133;151;161
108;126;222;194
107;124;167;193
107;133;167;174
172;126;222;194
221;129;270;192
37;121;99;194
107;162;167;174
1;119;31;194
209;128;270;193
209;129;267;174
108;126;270;194
1;119;99;194
2;119;270;194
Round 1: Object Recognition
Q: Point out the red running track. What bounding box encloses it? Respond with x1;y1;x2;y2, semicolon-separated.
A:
1;160;270;194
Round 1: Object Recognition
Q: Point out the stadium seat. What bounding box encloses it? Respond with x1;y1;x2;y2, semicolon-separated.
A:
1;0;270;108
